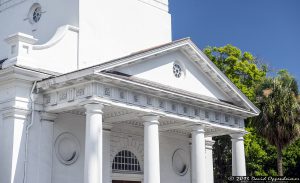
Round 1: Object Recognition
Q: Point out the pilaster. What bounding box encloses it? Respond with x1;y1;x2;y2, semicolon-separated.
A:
37;112;58;183
103;123;113;183
0;108;30;183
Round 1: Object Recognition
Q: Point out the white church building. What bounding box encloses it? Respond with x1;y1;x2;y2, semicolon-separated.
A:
0;0;259;183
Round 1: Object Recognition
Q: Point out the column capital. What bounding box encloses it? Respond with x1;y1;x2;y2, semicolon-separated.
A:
40;112;58;122
191;124;205;134
205;137;215;148
103;123;113;132
141;114;160;124
84;103;104;114
230;133;246;140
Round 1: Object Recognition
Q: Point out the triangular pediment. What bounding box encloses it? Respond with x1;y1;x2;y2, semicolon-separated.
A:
99;39;260;115
111;50;231;102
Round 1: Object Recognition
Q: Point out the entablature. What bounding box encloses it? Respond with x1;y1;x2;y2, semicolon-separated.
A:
39;78;250;131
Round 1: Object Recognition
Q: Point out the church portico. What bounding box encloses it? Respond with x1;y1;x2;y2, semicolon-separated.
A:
34;63;250;183
39;100;247;183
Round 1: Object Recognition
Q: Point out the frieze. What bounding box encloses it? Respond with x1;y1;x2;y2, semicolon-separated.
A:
75;88;85;97
67;88;75;101
43;82;245;129
58;91;67;101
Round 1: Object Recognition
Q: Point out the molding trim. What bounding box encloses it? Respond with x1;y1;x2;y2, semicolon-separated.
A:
205;137;215;150
40;112;58;122
1;107;30;119
32;25;79;50
230;133;246;140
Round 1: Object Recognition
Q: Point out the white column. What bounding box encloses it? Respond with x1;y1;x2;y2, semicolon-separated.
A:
103;124;112;183
231;133;246;176
84;103;104;183
38;112;57;183
142;115;160;183
192;126;206;183
205;137;215;183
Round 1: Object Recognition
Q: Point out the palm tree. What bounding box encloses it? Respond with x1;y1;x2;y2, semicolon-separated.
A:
254;70;300;176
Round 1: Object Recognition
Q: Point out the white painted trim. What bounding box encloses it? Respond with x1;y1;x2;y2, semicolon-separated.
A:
32;25;79;50
112;173;143;182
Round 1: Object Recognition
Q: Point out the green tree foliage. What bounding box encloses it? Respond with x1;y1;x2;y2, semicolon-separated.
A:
244;127;277;176
283;139;300;176
204;44;267;101
204;45;300;178
254;70;300;175
213;135;232;182
203;45;267;181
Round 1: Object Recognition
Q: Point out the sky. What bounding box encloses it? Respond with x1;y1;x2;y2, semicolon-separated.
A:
170;0;300;82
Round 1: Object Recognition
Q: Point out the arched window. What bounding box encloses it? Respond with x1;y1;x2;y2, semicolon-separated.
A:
112;150;142;173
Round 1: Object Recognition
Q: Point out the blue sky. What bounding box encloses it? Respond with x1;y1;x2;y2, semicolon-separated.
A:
170;0;300;82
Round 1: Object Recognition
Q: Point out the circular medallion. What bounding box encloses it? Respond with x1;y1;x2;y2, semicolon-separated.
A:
54;132;80;165
173;63;182;78
172;148;189;176
28;4;42;24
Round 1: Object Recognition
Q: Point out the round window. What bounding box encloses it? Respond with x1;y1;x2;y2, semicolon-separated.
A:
172;149;189;176
28;4;42;24
173;63;183;78
54;132;80;165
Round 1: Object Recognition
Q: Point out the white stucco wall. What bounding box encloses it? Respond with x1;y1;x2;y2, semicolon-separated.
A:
0;0;79;60
78;0;172;68
115;51;231;101
52;113;86;183
1;0;171;72
160;134;191;183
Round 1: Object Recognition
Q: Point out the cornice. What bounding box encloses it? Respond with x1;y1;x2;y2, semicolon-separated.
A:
0;65;54;84
40;81;248;133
